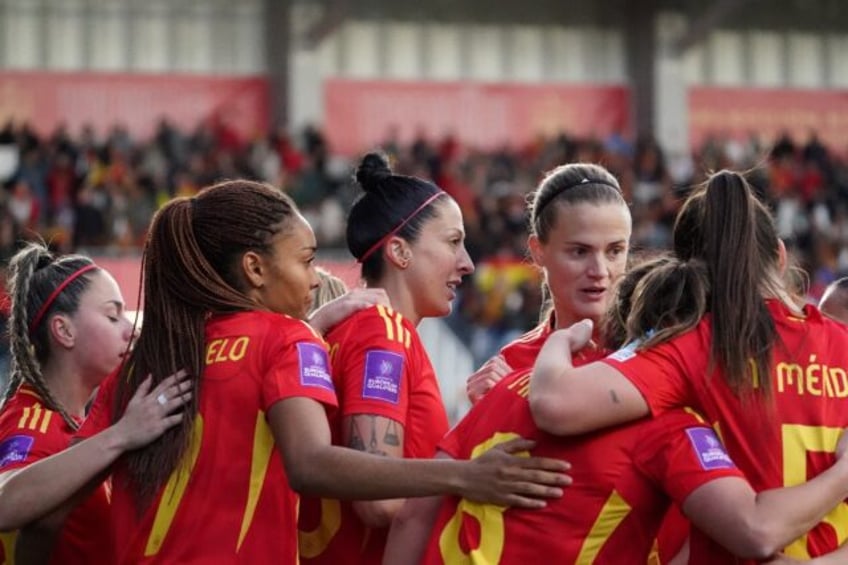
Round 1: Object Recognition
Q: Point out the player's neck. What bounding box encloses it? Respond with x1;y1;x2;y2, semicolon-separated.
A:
40;357;92;418
370;276;419;326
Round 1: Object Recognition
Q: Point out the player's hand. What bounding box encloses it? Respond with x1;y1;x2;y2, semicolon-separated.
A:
112;370;192;450
466;355;513;404
565;319;594;351
309;288;391;334
460;437;571;509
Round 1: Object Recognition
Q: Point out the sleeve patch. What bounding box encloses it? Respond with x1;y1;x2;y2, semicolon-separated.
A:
361;350;404;404
0;435;34;469
608;329;655;362
685;427;735;470
297;342;335;392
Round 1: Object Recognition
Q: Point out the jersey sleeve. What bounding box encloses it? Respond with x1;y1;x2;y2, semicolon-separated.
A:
332;312;411;426
601;329;706;416
634;410;744;505
262;319;338;411
0;405;68;472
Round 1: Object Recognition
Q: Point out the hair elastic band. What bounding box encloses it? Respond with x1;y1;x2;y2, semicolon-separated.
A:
534;177;621;217
358;191;445;263
29;264;98;335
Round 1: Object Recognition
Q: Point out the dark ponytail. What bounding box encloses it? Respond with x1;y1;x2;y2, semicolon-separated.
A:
673;170;778;394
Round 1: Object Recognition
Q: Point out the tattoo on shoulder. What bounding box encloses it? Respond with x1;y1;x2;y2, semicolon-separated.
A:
609;389;620;404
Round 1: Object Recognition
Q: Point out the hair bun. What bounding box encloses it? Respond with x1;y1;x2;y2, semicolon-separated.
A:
355;152;392;191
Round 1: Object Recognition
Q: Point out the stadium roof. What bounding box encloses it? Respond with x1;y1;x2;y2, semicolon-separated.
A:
293;0;848;33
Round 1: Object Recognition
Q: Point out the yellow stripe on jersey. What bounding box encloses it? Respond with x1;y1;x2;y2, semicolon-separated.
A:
27;405;42;430
39;410;52;434
646;538;661;565
237;411;275;551
0;531;17;564
298;499;342;558
17;407;29;429
394;315;404;345
682;406;706;424
575;490;632;564
17;405;53;433
376;305;395;341
144;413;204;556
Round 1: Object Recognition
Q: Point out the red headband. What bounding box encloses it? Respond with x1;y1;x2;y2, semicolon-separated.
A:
358;192;445;263
29;264;98;335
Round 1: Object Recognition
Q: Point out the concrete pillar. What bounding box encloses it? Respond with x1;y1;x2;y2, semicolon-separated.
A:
654;12;691;167
264;0;290;128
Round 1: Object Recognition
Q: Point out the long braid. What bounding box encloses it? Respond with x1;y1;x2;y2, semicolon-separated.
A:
116;181;296;509
5;244;92;429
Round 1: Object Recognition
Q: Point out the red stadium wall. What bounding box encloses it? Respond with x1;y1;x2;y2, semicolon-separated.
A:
323;78;631;154
2;72;847;154
0;71;269;140
689;87;848;151
324;79;848;154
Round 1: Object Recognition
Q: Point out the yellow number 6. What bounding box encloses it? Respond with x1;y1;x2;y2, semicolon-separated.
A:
439;432;526;564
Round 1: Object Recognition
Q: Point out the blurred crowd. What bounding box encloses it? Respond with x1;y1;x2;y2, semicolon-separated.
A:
2;118;848;367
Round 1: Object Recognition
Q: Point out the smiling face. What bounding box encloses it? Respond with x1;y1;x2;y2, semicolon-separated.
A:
249;213;320;321
403;198;475;321
65;269;134;387
529;201;631;329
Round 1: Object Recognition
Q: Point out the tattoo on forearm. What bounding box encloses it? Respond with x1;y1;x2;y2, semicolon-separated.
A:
609;389;620;404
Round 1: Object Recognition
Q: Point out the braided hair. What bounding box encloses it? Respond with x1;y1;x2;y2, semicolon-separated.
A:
5;242;98;429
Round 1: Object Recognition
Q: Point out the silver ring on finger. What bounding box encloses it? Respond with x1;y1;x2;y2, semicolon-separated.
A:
157;393;168;406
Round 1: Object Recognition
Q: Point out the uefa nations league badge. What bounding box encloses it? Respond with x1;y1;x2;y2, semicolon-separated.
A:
297;342;334;392
686;427;735;470
0;435;35;469
362;350;404;404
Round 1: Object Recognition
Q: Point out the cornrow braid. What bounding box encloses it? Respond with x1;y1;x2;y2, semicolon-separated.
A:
116;181;298;509
5;242;97;430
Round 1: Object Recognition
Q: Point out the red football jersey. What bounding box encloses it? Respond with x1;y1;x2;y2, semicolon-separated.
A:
299;305;449;565
501;317;687;564
0;386;112;565
79;310;338;564
604;300;848;562
421;370;743;564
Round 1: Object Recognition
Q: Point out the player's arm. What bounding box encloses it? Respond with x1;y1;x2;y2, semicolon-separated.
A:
269;397;570;506
308;288;390;335
383;461;447;565
529;321;648;435
343;413;406;527
681;453;848;559
0;374;189;531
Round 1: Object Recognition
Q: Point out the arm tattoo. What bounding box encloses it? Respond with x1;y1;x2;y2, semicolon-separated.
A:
384;420;400;447
609;389;620;404
349;416;390;456
349;418;366;451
